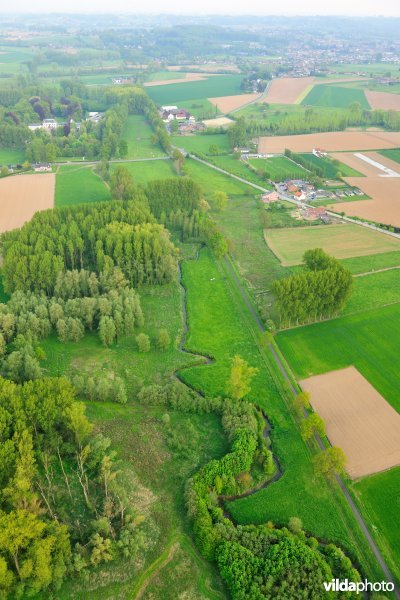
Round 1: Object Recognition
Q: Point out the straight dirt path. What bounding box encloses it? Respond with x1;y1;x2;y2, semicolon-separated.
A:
222;255;399;598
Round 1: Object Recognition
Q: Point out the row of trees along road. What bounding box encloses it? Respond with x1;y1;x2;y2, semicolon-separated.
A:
273;248;353;327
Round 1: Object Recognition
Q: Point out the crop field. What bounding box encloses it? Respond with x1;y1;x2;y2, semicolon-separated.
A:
344;268;400;315
122;114;165;158
171;133;231;155
0;173;55;233
144;72;214;86
145;74;244;105
300;366;400;478
298;152;363;177
249;156;308;180
258;130;400;154
302;84;370;109
339;250;400;274
55;165;111;207
265;224;400;266
329;151;400;177
264;77;315;104
208;93;259;113
276;302;400;413
379;148;400;164
330;176;400;227
365;90;400;111
0;148;25;165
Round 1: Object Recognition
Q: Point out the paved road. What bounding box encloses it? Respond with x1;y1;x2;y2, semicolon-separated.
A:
222;255;399;598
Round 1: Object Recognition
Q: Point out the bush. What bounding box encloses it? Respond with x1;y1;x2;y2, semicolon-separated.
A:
136;333;150;353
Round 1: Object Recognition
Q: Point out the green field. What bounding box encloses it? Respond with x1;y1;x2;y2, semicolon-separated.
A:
302;84;370;109
379;148;400;164
339;250;400;274
344;269;400;315
298;152;363;178
145;70;186;82
114;159;176;186
0;148;26;165
276;302;400;413
145;75;244;105
55;165;111;207
353;467;400;588
172;133;231;155
178;98;220;119
122;114;165;159
184;158;256;198
249;156;309;180
266;224;400;266
178;249;384;581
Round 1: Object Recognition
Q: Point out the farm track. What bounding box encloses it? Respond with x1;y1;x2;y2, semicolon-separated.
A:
222;254;400;598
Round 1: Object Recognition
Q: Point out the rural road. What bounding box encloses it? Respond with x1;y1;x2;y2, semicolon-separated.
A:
55;156;170;166
222;255;400;598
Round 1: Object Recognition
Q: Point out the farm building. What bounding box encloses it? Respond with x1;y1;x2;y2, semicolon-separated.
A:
261;191;280;204
33;163;52;172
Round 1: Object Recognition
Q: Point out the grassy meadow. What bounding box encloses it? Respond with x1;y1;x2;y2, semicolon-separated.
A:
122;114;165;159
265;224;400;266
55;165;111;207
249;156;309;180
172;133;231;155
0;147;26;165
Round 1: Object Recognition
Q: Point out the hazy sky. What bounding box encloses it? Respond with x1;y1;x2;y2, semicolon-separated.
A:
3;0;400;16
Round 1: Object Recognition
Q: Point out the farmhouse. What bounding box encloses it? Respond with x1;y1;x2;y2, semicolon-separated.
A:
33;163;52;172
301;206;329;221
28;118;57;131
161;107;191;122
261;191;280;204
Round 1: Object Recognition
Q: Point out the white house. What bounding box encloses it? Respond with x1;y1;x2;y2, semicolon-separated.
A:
42;119;57;130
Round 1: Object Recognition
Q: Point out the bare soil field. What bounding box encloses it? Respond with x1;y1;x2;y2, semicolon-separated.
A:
202;116;234;128
263;77;315;104
300;366;400;479
365;90;400;111
0;174;55;233
330;151;400;177
328;176;400;227
144;73;216;87
258;131;400;154
208;93;259;113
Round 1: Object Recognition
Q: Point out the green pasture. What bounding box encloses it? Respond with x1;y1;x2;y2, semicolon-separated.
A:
353;467;400;589
265;224;400;266
184;158;256;197
113;159;176;186
178;98;220;119
339;250;400;274
298;152;363;178
55;165;111;207
145;74;244;105
249;156;309;180
302;84;370;109
344;268;400;315
122;114;165;159
0;147;25;165
171;133;231;155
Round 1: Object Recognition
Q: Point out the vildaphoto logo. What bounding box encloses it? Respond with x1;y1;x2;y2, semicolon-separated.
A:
323;579;395;594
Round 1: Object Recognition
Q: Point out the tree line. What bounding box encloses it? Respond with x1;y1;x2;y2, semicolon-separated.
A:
273;249;353;327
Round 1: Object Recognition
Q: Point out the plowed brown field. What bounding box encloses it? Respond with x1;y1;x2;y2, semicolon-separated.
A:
0;174;55;233
258;131;400;154
208;93;259;113
301;367;400;479
263;77;315;104
365;90;400;111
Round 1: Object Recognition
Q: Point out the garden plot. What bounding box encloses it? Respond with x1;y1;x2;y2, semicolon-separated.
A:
300;366;400;479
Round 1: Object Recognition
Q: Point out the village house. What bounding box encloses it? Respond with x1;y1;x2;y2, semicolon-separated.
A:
301;206;329;221
32;163;52;172
261;191;280;204
160;106;191;122
42;119;57;130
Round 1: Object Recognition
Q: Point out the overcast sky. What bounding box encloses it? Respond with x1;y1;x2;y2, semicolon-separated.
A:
3;0;400;16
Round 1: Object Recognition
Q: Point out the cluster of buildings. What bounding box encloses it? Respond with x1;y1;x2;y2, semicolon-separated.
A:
160;105;205;133
276;179;364;202
292;205;330;222
28;112;103;133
